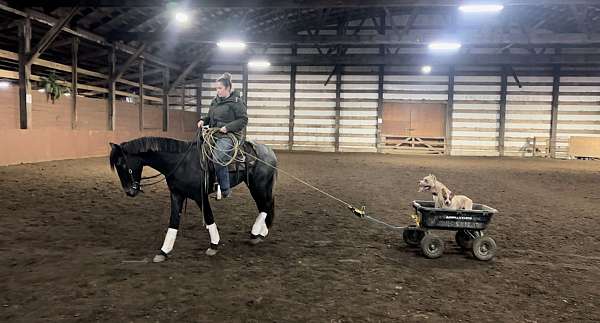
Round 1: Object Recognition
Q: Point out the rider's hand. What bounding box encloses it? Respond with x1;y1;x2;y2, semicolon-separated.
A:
219;126;228;133
197;120;204;128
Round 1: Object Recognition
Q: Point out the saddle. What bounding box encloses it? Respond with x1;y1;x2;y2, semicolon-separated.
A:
226;140;258;173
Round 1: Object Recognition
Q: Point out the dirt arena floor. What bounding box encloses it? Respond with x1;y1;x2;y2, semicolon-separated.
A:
1;151;599;322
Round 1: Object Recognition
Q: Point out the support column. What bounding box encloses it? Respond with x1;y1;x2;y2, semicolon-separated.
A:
445;66;455;155
107;46;116;131
181;83;186;111
138;59;144;131
196;76;202;119
498;66;508;156
376;63;384;153
334;65;342;152
289;63;297;151
162;67;169;131
18;19;32;130
549;64;561;158
71;37;78;129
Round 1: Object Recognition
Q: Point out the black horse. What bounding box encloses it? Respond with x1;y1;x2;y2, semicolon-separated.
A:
109;136;277;261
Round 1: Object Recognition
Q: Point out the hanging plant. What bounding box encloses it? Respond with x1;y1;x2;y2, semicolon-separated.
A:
39;71;70;104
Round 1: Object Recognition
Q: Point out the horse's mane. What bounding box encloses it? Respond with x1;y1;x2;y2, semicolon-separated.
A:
122;137;191;154
110;137;192;170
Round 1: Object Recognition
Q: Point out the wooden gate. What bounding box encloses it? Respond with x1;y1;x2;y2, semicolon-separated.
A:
381;102;446;154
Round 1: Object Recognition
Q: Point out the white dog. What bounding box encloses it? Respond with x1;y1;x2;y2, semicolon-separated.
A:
418;174;473;210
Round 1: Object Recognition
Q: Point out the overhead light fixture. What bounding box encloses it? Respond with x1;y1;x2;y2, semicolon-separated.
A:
174;11;190;25
428;42;462;51
421;65;432;74
216;40;247;50
248;60;271;68
0;81;10;88
38;88;45;93
458;4;504;13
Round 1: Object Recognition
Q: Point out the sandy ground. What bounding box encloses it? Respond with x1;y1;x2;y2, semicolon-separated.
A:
1;152;599;322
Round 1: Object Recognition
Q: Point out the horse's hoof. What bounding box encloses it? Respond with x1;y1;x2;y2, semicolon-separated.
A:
153;254;167;263
249;235;264;245
206;248;218;256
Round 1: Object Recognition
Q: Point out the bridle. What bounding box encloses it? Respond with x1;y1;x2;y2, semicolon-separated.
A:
119;133;200;193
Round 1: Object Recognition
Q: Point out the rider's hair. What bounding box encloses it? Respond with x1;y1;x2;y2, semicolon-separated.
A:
216;72;233;90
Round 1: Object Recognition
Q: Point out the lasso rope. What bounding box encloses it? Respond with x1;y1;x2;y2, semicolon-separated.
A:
201;128;245;167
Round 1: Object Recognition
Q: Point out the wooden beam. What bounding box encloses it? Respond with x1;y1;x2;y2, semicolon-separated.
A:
0;48;163;93
445;65;454;155
324;65;337;86
400;8;419;38
384;7;402;38
110;30;600;46
139;59;144;131
205;53;600;66
289;63;297;151
27;6;79;65
509;66;523;88
498;66;508;157
162;67;169;131
16;0;598;8
108;46;116;131
71;37;78;129
570;5;590;38
334;65;342;152
168;50;210;94
18;19;32;130
123;68;163;80
549;64;560;158
0;4;181;70
79;49;109;61
49;38;73;50
110;44;146;83
0;20;19;31
1;68;161;101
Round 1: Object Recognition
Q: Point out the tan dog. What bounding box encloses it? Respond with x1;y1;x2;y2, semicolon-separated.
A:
418;174;473;210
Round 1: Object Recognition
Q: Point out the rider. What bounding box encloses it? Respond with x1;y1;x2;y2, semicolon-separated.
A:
197;73;248;198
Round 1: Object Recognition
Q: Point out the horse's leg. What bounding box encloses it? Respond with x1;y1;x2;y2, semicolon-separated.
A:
153;192;185;263
199;191;220;256
247;168;276;245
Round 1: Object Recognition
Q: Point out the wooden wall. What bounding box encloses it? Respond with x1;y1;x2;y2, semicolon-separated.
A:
0;84;196;166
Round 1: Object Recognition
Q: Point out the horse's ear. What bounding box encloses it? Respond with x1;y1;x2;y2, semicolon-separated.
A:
110;142;120;151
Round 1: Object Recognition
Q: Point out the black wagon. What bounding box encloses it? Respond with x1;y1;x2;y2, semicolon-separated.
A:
403;200;498;261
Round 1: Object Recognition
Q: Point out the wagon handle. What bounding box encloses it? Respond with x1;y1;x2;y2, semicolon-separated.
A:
348;205;366;218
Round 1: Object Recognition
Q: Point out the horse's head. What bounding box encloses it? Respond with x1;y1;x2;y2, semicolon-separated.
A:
109;142;143;197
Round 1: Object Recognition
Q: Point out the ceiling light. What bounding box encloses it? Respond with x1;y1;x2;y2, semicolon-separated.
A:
0;81;10;88
216;40;247;50
174;11;190;24
421;65;432;74
248;60;271;68
458;4;504;13
428;42;462;51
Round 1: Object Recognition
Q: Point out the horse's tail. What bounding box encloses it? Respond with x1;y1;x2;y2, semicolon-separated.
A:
265;161;276;228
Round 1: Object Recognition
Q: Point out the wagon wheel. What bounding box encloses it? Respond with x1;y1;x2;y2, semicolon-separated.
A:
471;236;497;261
403;226;425;247
420;234;444;259
455;230;474;250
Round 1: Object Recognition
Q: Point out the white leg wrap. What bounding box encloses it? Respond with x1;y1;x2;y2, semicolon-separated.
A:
160;228;178;254
251;212;269;237
206;223;220;245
